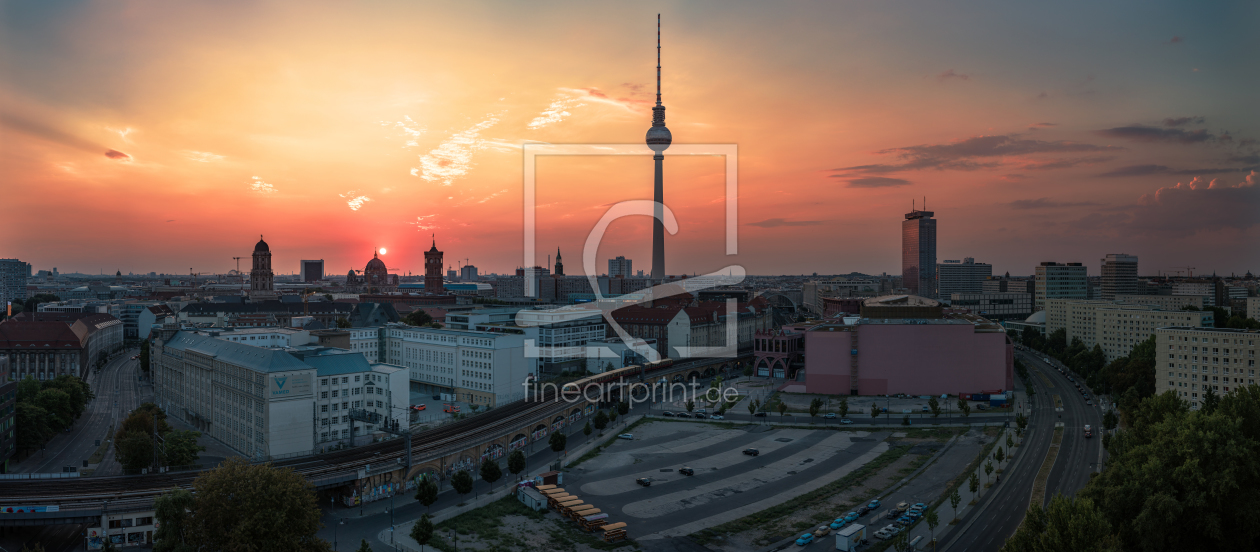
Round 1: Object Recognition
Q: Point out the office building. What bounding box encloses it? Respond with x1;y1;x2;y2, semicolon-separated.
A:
949;292;1033;320
937;257;992;299
460;265;479;282
902;208;937;298
608;257;633;278
584;337;658;373
1250;297;1260;321
0;259;31;306
982;276;1034;295
0;312;123;380
516;308;607;374
382;322;534;406
1100;254;1139;300
1156;327;1257;411
300;260;324;283
1034;262;1087;311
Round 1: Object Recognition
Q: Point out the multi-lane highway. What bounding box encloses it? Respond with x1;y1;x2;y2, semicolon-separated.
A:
943;349;1105;551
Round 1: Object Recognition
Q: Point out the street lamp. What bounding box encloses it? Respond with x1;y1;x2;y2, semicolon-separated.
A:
334;518;344;551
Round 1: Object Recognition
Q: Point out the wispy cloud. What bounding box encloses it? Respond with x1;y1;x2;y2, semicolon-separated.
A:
477;189;508;203
936;69;970;81
411;114;501;186
1098;164;1168;177
560;87;648;112
1095;125;1214;144
107;127;134;143
833;134;1119;175
841;176;912;188
386;115;427;148
1168;36;1184;44
248;176;276;195
411;214;437;231
339;191;371;211
184;150;224;163
527;93;585;130
747;218;824;228
1018;156;1116;171
1007;197;1100;209
1163;116;1204;127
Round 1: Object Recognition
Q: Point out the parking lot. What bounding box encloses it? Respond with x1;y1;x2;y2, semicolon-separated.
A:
562;419;892;542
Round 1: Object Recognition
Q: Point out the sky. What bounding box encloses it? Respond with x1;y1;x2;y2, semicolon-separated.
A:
2;0;1258;278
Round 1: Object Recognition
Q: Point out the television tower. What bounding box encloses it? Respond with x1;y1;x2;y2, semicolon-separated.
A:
646;14;672;281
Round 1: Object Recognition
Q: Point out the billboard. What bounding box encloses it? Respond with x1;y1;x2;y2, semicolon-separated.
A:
268;372;312;398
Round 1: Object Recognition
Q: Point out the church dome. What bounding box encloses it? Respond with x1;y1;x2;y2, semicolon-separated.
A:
254;237;270;252
365;254;386;272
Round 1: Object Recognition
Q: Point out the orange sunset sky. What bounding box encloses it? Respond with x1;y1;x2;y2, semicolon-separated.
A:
2;1;1258;277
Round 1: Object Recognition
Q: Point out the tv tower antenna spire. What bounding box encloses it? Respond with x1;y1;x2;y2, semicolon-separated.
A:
647;14;673;280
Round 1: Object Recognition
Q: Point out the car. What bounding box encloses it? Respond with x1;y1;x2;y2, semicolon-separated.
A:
618;434;634;440
411;404;427;411
857;506;871;516
678;467;694;476
906;511;921;520
694;413;707;419
710;415;724;420
824;413;837;419
975;404;988;411
841;419;854;424
1087;401;1093;406
696;408;707;413
868;499;881;509
829;518;847;530
885;510;901;520
754;411;768;417
844;511;860;522
812;526;831;538
635;478;652;487
874;530;891;540
795;533;814;546
897;516;913;526
922;405;930;412
913;502;926;510
896;501;910;511
662;411;675;417
743;448;760;456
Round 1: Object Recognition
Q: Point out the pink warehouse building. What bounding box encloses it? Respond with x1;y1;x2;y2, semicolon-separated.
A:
795;318;1013;396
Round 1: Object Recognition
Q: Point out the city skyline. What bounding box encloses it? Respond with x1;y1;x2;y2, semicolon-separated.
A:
2;1;1258;277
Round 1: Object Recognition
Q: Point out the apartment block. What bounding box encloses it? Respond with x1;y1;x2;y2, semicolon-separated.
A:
1156;327;1258;411
1045;298;1214;361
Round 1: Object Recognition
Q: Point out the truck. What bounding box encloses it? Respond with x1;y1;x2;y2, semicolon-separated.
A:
835;523;867;550
1084;425;1093;438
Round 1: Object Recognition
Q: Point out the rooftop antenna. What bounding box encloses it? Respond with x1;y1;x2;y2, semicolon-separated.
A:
656;13;662;107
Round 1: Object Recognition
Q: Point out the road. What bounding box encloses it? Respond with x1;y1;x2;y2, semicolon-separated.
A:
942;349;1104;552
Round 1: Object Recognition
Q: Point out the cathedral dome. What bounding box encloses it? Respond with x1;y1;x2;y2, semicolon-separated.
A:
254;237;270;252
366;255;386;272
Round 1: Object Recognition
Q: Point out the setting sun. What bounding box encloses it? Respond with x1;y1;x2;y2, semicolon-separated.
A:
379;247;387;255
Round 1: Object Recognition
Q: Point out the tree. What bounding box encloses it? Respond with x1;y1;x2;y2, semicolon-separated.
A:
20;544;47;552
957;397;967;415
777;401;789;417
892;526;911;552
480;458;502;493
960;401;971;418
1202;386;1220;414
15;402;53;453
115;430;156;472
35;388;73;431
414;477;439;514
507;450;526;481
984;460;994;485
1006;433;1015;450
152;488;195;552
1102;409;1118;431
808;398;822;420
995;446;1006;469
839;396;849;419
355;539;372;552
1001;495;1119;552
548;431;566;459
336;317;351;328
411;514;434;552
685;400;695;413
155;458;331;552
747;399;758;416
949;489;962;522
593;411;609;431
926;508;939;544
618;401;629;416
870;402;880;419
451;469;474;501
583;421;592;436
928;396;941;418
743;364;754;381
969;472;979;500
402;310;434;327
163;430;206;467
1016;412;1028;431
608;408;618;425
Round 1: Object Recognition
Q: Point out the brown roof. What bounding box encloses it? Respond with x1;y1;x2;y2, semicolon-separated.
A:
610;306;683;325
0;320;86;349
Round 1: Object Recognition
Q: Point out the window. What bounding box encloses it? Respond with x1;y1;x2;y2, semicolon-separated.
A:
321;378;328;386
321;392;328;399
321;405;328;413
332;390;339;398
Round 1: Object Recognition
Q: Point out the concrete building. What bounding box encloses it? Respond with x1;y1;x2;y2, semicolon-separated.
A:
0;312;124;379
1;354;14;473
1003;311;1046;336
860;295;943;319
937;258;992;300
802;279;881;316
608;257;633;278
1100;254;1139;300
0;258;30;306
1156;326;1258;411
382;323;534;407
1045;299;1214;361
151;327;409;458
792;316;1013;396
515;308;606;375
607;298;772;360
460;265;479;282
584;337;658;373
949;292;1033;321
1250;297;1260;321
983;276;1034;295
1034;262;1088;311
902;209;938;299
1113;294;1204;311
300;260;324;283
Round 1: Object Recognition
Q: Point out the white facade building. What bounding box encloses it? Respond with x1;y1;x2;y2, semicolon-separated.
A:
382;323;534;407
937;258;992;300
1156;327;1257;410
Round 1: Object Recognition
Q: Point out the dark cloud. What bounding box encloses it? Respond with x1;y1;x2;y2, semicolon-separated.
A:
1019;156;1116;171
1036;91;1049;99
1169;36;1183;44
1007;198;1101;209
833;134;1118;176
1163;116;1204;127
843;177;912;188
105;149;131;160
747;218;825;228
1125;172;1260;236
1;111;116;157
936;69;969;81
1027;122;1056;131
1095;125;1214;144
1098;164;1168;177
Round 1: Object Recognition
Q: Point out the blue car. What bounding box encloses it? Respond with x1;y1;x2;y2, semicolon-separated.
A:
913;503;926;510
844;511;860;522
898;515;913;525
829;518;847;530
795;533;814;546
868;499;881;510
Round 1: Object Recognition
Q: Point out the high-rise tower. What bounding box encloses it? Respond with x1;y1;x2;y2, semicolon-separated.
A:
902;205;937;299
249;235;275;298
646;14;672;281
425;235;445;294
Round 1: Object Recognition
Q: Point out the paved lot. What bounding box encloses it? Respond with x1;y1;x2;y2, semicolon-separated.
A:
560;420;891;541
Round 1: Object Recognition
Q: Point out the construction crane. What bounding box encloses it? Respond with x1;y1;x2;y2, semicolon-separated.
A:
1168;266;1196;278
233;257;243;273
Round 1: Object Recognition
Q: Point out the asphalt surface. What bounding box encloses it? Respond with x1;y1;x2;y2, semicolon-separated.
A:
1041;358;1105;503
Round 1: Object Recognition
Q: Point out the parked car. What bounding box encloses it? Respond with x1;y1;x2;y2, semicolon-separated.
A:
896;501;910;511
841;419;854;425
1087;401;1093;406
754;411;768;417
844;511;860;522
874;529;891;540
897;516;913;526
678;467;694;476
975;404;989;411
913;503;926;510
743;448;760;456
922;405;930;412
662;411;675;417
885;510;901;520
868;499;881;510
635;478;652;487
829;518;848;530
710;415;725;420
618;434;634;440
824;413;837;419
795;533;814;546
696;408;707;413
812;526;831;538
694;413;707;419
857;506;871;516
